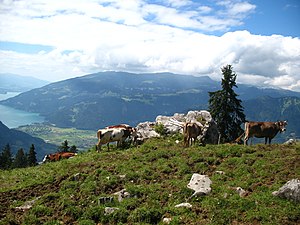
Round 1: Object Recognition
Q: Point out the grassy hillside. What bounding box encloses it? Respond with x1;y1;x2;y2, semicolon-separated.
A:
0;136;299;224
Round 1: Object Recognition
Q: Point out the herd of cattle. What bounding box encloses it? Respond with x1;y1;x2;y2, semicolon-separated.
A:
42;120;288;163
95;120;288;149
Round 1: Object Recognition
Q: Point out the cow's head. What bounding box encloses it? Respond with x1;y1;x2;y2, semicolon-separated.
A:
276;120;287;133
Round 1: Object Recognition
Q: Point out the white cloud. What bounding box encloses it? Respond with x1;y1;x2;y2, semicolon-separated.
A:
0;0;299;92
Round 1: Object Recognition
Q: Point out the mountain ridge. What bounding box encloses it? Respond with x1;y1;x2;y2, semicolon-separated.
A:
1;72;299;134
0;73;49;93
0;121;57;161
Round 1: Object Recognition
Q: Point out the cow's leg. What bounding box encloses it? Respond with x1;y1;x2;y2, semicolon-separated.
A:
268;138;272;144
264;137;268;144
244;135;249;145
96;142;101;152
184;135;188;147
107;143;110;151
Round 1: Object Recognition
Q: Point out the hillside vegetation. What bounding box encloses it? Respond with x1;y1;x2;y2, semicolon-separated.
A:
0;136;299;225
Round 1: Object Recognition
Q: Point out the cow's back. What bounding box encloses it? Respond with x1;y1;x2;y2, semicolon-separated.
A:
246;121;278;138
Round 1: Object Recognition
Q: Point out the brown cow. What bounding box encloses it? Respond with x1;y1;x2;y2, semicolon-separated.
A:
42;152;77;163
183;122;203;147
244;121;287;145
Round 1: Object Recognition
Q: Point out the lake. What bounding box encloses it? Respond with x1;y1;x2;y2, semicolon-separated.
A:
0;92;45;128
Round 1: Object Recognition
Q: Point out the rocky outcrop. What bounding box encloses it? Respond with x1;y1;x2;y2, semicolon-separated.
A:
272;179;300;203
135;110;219;144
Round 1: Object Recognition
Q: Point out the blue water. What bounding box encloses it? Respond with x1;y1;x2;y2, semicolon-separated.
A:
0;92;44;128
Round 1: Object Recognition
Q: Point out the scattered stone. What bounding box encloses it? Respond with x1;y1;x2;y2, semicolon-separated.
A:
99;196;114;204
105;207;119;215
187;173;212;198
175;203;192;208
73;173;81;181
236;187;249;198
113;189;131;202
163;217;172;224
15;197;41;211
216;170;225;175
272;179;300;202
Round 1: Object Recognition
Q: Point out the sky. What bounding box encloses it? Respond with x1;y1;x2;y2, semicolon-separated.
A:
0;0;300;91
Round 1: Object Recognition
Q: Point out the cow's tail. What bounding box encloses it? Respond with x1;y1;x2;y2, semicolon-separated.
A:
234;132;245;144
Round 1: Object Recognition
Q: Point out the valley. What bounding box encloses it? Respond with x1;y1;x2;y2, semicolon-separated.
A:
16;123;96;152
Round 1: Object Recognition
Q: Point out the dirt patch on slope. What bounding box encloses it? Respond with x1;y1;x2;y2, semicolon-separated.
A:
0;176;66;222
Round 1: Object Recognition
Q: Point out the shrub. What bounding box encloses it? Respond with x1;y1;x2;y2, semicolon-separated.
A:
154;123;168;136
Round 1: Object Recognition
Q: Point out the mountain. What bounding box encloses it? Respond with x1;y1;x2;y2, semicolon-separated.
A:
0;73;49;93
0;121;57;161
1;72;299;134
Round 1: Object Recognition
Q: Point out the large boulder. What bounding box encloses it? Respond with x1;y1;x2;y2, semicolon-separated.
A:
272;179;300;203
135;121;160;143
135;110;219;144
156;114;185;134
186;110;212;123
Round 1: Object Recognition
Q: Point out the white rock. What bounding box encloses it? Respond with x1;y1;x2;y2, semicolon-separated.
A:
175;203;192;208
15;197;41;211
272;179;300;202
236;187;249;197
163;217;172;224
104;207;119;215
187;173;212;197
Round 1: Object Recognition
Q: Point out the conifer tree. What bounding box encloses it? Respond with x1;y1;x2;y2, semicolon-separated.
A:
0;144;13;169
13;148;27;168
27;144;38;166
208;65;245;143
69;145;77;153
59;140;70;152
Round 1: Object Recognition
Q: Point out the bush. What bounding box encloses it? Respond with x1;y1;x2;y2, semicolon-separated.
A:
154;123;168;136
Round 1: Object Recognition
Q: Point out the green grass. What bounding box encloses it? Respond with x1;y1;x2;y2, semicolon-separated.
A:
0;137;299;224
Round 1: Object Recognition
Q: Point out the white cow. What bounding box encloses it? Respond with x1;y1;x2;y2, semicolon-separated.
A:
96;125;137;151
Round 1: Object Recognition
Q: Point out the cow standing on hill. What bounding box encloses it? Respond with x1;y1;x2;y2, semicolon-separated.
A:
96;124;137;151
244;121;287;145
183;122;203;147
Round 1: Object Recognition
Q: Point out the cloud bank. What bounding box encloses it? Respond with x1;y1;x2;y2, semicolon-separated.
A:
0;0;299;91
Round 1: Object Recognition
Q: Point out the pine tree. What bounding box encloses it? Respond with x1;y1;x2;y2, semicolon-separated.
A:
27;144;38;166
59;140;70;152
13;148;27;168
208;65;246;143
0;144;13;170
69;145;77;153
